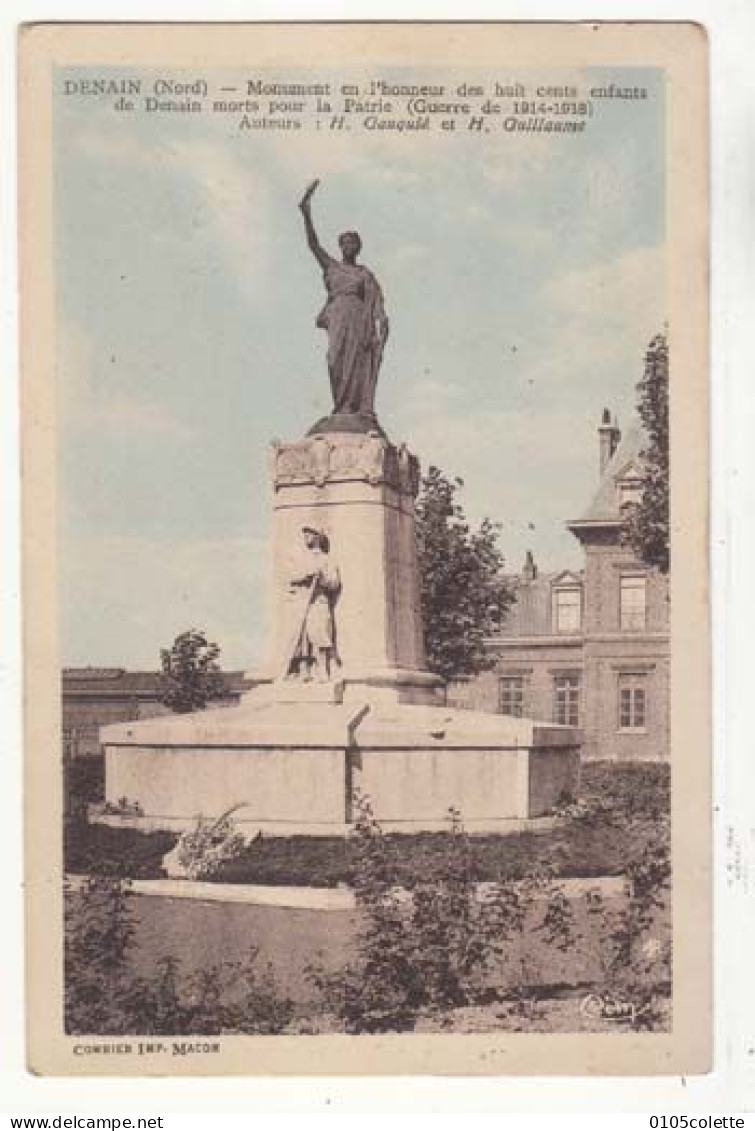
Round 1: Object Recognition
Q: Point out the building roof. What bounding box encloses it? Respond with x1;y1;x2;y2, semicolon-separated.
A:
488;411;650;647
570;420;645;526
61;668;250;696
500;568;584;637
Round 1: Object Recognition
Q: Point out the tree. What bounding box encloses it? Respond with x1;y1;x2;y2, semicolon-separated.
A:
415;466;515;682
623;332;670;574
159;628;224;714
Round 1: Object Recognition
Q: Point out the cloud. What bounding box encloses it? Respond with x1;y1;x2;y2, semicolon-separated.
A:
270;112;449;188
460;202;555;258
406;405;592;488
162;140;271;303
480;134;558;190
71;123;271;305
60;532;269;670
400;403;596;570
585;138;656;219
400;374;465;420
385;241;431;271
57;320;196;441
73;127;152;164
543;244;666;349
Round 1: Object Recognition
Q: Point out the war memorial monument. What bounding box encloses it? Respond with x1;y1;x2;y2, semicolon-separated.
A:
101;182;580;834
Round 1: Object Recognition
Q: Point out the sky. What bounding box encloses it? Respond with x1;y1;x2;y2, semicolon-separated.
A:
55;65;665;670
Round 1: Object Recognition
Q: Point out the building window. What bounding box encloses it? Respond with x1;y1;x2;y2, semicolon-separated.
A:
552;586;582;633
618;674;647;730
499;676;525;717
618;478;643;509
620;574;647;630
553;675;580;726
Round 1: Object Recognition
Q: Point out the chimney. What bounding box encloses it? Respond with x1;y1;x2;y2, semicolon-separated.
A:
522;550;537;581
598;408;621;475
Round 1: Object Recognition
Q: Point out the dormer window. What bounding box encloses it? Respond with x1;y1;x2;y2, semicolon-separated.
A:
552;584;582;633
618;478;643;509
615;460;644;512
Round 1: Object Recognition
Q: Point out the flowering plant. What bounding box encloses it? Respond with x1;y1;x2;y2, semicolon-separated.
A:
170;804;247;880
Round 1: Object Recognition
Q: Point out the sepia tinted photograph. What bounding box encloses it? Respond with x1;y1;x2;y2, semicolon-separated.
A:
21;21;709;1076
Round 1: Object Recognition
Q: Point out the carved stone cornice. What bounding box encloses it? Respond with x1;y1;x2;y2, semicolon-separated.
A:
271;432;420;496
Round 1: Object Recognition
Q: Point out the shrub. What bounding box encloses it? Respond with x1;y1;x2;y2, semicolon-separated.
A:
135;950;295;1037
65;876;294;1035
64;822;176;879
65;756;105;812
310;798;576;1032
309;798;420;1032
64;875;146;1034
599;822;672;1029
311;793;670;1034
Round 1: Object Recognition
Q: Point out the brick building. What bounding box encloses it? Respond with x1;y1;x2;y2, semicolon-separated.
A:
61;668;250;759
451;411;670;761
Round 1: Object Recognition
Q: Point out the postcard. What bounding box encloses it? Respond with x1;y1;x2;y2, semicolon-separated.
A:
21;21;709;1075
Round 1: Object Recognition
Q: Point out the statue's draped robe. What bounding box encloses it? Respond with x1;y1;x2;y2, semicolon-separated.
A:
316;258;386;415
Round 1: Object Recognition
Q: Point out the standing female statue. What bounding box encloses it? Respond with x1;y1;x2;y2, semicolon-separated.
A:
299;180;389;426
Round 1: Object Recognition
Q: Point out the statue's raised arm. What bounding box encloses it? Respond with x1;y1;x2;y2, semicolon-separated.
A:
298;180;330;271
299;180;390;434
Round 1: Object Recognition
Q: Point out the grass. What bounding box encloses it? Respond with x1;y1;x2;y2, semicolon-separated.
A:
65;760;669;886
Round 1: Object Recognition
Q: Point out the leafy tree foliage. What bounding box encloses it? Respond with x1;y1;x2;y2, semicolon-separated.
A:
159;628;223;714
415;466;514;681
623;332;670;573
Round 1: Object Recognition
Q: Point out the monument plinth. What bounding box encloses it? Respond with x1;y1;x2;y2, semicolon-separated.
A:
251;431;443;706
100;422;580;835
101;699;580;835
99;179;580;836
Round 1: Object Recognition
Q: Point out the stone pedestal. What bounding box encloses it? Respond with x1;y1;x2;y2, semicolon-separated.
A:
254;431;443;705
100;425;581;837
101;701;580;835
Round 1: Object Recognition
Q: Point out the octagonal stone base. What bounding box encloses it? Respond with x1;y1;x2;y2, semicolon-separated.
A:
100;700;580;836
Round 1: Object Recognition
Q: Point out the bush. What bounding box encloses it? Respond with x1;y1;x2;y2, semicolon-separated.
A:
583;819;672;1030
64;876;295;1035
159;628;224;714
132;950;295;1036
309;798;421;1032
310;798;578;1033
64;875;146;1034
64;821;176;879
310;791;671;1034
64;756;105;822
